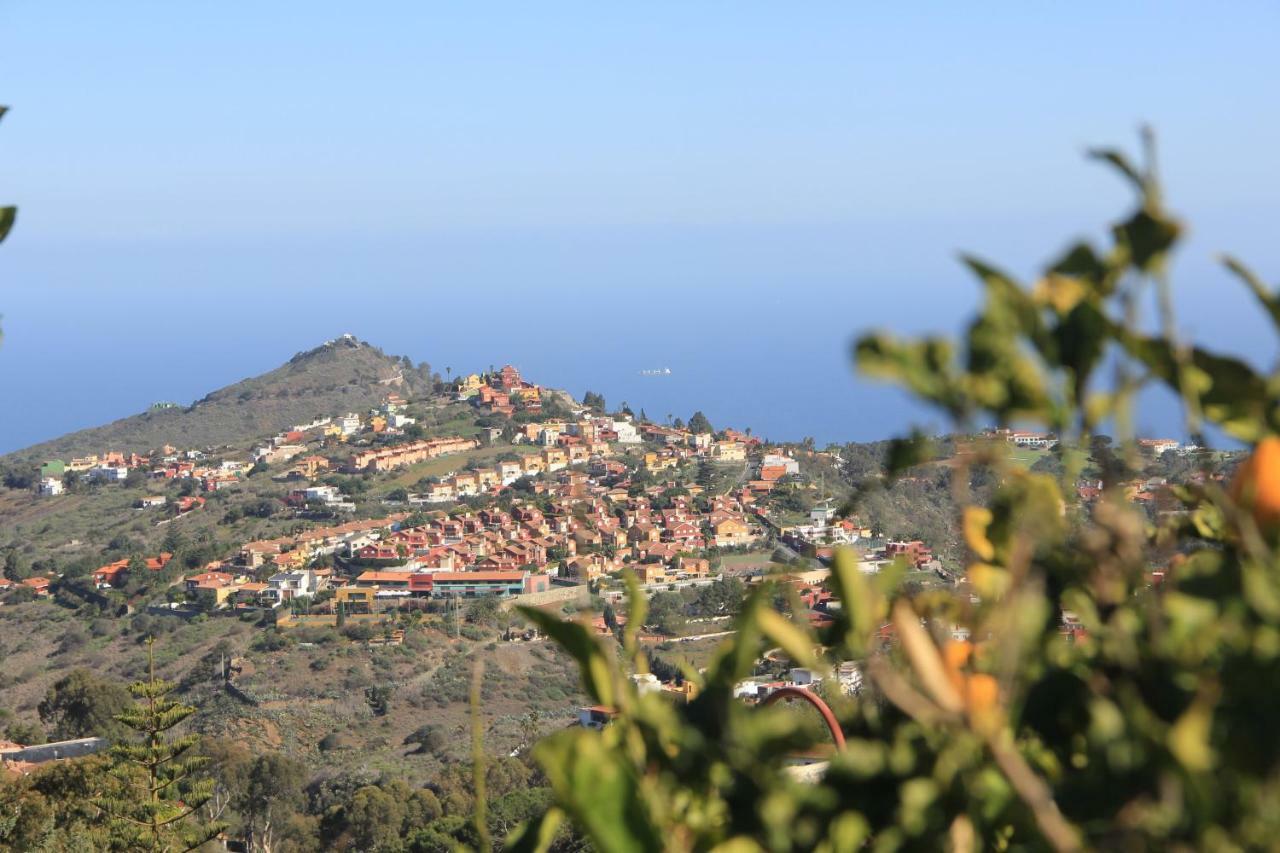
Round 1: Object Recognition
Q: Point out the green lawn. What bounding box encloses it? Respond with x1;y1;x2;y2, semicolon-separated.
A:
379;444;540;491
1005;447;1047;468
717;550;776;572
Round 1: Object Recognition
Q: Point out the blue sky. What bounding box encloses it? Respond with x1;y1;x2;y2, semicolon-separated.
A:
2;3;1279;452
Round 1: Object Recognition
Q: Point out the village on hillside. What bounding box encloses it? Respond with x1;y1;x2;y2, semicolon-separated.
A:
0;361;1238;766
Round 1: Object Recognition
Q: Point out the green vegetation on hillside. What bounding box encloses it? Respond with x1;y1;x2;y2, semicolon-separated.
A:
2;337;437;464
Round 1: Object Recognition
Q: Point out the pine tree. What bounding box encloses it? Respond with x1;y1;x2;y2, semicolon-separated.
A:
95;636;225;852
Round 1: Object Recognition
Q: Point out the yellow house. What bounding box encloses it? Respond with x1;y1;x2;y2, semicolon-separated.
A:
458;374;485;398
541;448;568;471
633;564;670;585
335;585;376;613
712;518;753;547
644;452;677;472
713;441;746;462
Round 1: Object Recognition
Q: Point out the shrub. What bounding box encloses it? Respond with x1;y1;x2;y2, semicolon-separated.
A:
517;139;1280;851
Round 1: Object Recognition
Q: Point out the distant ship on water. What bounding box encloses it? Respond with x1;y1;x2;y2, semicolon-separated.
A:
639;367;673;376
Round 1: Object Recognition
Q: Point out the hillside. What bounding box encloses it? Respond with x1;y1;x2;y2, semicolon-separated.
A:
2;337;437;464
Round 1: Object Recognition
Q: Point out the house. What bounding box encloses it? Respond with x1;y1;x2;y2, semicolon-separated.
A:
337;413;363;435
498;364;523;389
632;564;670;585
425;481;457;503
136;495;166;508
176;496;206;514
577;705;617;730
711;516;753;548
541;448;568;471
1007;431;1057;449
883;540;932;568
759;454;800;477
458;373;485;399
677;557;711;578
713;441;746;462
611;420;640;440
643;452;678;472
355;544;403;562
185;572;243;608
349;436;478;473
38;478;64;496
89;466;129;483
1138;438;1181;455
565;554;617;582
21;577;52;596
92;560;130;589
261;570;318;606
430;570;535;598
334;585;377;613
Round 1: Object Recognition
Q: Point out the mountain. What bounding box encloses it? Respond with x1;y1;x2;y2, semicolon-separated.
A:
3;336;436;464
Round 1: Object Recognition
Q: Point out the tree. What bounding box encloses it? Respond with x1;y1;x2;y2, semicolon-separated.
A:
403;724;445;756
364;684;393;716
582;390;606;411
38;669;132;741
4;720;45;745
94;637;224;851
238;753;307;853
688;411;713;434
345;784;404;852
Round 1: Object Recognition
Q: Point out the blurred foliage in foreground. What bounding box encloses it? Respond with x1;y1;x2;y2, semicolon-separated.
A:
515;136;1280;852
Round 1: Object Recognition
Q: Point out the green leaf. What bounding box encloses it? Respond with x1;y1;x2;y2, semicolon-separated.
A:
1113;208;1182;274
756;608;820;671
855;334;967;419
884;430;935;477
825;549;881;658
1050;241;1107;283
1088;147;1146;192
517;606;616;707
1120;331;1271;440
622;569;646;664
533;729;663;853
505;807;565;853
1223;255;1280;333
1054;300;1108;399
0;207;14;245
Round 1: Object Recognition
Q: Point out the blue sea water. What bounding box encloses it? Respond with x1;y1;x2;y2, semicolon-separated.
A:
0;217;1274;455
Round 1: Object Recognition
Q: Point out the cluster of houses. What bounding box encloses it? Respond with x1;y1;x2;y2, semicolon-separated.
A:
457;365;543;417
33;446;254;499
346;435;478;473
348;487;761;594
639;426;752;472
0;575;52;598
985;429;1199;458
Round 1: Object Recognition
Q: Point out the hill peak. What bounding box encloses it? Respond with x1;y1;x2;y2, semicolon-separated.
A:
4;339;437;462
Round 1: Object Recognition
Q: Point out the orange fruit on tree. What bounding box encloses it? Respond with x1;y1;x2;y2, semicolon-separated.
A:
1230;437;1280;530
942;640;972;694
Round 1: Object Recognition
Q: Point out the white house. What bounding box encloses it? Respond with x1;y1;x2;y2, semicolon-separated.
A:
38;477;64;496
760;453;800;476
612;420;641;444
337;413;362;436
261;570;318;606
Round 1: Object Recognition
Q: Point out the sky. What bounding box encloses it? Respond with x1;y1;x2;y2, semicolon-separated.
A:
2;3;1279;453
